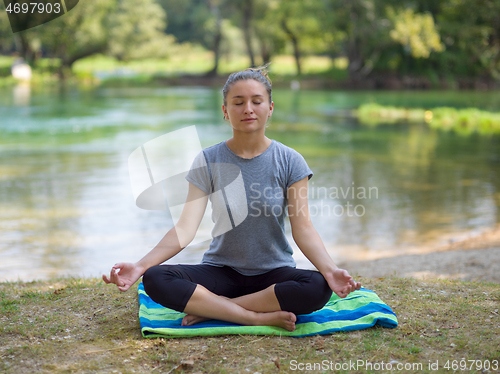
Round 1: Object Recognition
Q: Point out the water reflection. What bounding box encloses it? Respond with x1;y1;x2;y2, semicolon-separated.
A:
13;83;31;107
270;102;500;263
0;86;499;281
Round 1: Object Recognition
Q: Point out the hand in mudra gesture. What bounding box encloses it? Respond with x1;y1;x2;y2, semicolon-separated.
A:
324;268;361;298
102;263;144;292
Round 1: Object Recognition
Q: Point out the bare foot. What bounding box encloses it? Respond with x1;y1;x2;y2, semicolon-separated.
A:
255;311;297;332
182;311;296;331
182;314;211;326
182;295;232;326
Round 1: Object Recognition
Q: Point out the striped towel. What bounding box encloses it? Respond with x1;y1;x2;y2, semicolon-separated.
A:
138;282;397;338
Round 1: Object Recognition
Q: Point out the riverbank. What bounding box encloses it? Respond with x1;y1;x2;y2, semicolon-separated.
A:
2;53;500;90
1;229;499;372
1;276;498;373
338;224;500;283
98;72;500;91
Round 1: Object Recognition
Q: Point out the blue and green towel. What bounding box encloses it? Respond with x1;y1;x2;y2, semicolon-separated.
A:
138;282;397;338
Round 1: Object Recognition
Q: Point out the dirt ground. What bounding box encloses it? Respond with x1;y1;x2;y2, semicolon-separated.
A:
338;224;500;283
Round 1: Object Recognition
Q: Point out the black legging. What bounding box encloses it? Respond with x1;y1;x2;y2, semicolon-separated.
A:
142;264;332;315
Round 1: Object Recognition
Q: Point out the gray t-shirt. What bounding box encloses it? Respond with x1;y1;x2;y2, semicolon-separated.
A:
185;139;313;275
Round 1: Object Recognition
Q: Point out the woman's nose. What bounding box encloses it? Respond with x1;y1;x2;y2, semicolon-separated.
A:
244;101;254;113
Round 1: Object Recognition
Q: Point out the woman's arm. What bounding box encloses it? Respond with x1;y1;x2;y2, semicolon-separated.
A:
103;182;209;291
287;177;361;297
136;182;209;270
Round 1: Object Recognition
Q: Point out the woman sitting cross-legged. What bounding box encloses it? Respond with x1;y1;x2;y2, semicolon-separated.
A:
103;66;361;332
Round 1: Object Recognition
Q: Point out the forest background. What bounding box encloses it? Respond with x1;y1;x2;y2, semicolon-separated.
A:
1;0;500;88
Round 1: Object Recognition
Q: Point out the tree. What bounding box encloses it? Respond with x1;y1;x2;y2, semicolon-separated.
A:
322;0;447;80
324;0;394;79
34;0;114;78
252;0;287;64
0;2;40;63
205;0;223;76
159;0;224;75
2;0;173;78
219;0;258;68
0;3;14;54
108;0;174;61
435;0;500;79
241;0;255;67
276;0;327;75
159;0;210;44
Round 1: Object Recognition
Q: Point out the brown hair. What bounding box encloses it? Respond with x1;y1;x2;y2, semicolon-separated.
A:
222;64;272;106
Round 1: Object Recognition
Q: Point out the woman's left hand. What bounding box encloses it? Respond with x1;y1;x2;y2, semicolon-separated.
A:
323;268;361;298
287;178;361;298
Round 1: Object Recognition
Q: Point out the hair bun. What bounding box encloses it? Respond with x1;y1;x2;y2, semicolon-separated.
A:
244;63;272;84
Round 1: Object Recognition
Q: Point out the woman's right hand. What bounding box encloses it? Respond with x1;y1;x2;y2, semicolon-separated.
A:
102;262;145;292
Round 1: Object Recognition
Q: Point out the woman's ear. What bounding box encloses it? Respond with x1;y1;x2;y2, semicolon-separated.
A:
222;104;228;120
268;101;274;117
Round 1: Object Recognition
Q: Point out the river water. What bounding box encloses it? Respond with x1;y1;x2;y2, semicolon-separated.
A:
1;84;499;281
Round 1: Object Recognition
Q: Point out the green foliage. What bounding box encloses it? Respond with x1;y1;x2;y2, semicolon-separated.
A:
0;55;14;76
275;0;328;55
158;0;212;47
389;8;445;58
430;107;500;135
252;0;287;63
108;0;175;61
357;103;426;126
1;0;175;75
356;103;500;135
324;0;395;78
33;0;114;73
0;2;15;53
433;0;500;79
0;0;499;81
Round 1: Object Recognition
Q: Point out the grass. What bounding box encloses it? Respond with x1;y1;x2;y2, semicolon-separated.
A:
355;103;500;136
0;51;348;88
0;55;64;87
1;276;498;373
72;53;342;77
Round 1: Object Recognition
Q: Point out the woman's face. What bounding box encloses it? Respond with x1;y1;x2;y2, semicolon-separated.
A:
222;79;274;134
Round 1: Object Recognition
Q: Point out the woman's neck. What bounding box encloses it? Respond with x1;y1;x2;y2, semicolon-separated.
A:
226;132;272;159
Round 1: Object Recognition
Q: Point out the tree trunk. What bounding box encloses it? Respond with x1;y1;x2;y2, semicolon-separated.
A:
260;41;271;65
281;18;301;75
13;33;37;65
57;65;67;81
346;10;366;80
256;29;272;65
206;0;222;77
54;43;107;81
242;0;255;67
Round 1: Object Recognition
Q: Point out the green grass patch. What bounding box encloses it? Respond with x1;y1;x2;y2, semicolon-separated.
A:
0;56;14;77
355;103;500;136
0;276;498;373
73;53;340;78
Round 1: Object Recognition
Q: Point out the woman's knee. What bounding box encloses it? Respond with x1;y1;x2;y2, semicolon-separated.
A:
142;265;195;312
142;265;165;299
276;271;332;315
313;272;333;309
300;272;332;313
